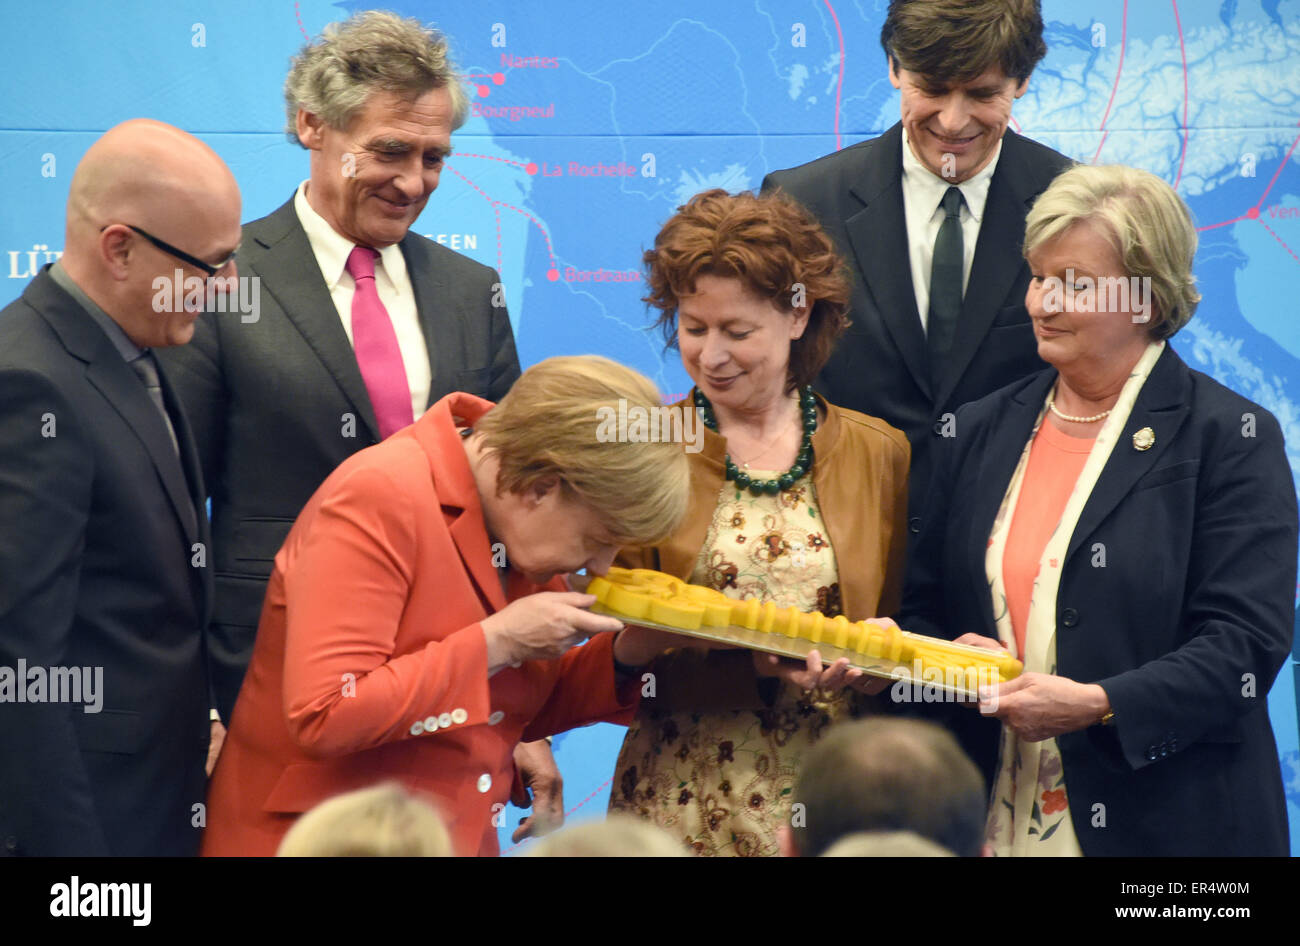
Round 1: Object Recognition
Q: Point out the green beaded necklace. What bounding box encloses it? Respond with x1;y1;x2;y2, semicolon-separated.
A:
693;385;817;496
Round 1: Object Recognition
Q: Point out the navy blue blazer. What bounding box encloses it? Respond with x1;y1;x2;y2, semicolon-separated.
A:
901;344;1296;856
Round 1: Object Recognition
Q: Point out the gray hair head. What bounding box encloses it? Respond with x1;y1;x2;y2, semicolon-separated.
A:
284;10;469;145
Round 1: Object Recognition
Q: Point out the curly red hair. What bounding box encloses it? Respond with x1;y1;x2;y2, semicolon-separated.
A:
643;188;850;391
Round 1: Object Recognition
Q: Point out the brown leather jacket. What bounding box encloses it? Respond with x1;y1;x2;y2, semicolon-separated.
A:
617;392;910;712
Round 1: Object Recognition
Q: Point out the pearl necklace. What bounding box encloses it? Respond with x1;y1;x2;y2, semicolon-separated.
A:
693;386;817;495
1047;389;1111;423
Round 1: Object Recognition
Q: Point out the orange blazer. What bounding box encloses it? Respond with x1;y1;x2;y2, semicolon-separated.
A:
202;393;638;856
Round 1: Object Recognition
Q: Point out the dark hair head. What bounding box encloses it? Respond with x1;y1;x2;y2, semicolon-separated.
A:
643;188;850;392
881;0;1046;84
791;718;988;857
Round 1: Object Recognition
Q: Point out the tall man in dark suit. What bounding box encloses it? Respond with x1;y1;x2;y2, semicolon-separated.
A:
0;120;240;855
156;11;563;840
763;0;1072;533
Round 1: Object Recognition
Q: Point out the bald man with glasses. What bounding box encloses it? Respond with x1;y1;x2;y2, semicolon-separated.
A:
0;119;240;855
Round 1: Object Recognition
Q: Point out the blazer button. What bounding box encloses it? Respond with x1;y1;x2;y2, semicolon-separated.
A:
438;712;453;729
1159;747;1169;758
451;708;468;725
1145;747;1158;761
423;716;439;733
908;516;921;535
487;710;505;726
476;773;492;793
1060;608;1079;627
410;721;425;736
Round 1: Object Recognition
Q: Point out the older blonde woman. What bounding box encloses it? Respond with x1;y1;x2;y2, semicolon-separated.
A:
609;190;911;856
203;357;690;856
902;164;1297;856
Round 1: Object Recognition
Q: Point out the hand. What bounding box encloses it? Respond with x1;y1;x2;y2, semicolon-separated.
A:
481;591;624;673
753;649;887;696
977;672;1110;742
511;739;564;843
206;719;226;777
953;632;1010;653
611;625;705;667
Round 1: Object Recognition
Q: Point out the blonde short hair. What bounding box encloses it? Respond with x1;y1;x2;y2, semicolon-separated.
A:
284;10;469;144
1024;164;1201;339
820;831;956;857
522;815;689;857
276;783;452;857
474;356;689;547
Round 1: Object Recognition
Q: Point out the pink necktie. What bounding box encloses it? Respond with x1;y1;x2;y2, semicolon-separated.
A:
346;246;415;439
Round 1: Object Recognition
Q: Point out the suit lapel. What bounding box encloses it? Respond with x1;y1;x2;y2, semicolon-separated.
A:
402;237;454;410
844;124;931;401
1066;347;1191;563
414;396;507;613
29;272;204;568
248;199;382;439
965;371;1057;637
935;131;1038;407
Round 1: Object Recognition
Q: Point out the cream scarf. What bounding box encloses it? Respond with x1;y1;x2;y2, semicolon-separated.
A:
984;340;1164;856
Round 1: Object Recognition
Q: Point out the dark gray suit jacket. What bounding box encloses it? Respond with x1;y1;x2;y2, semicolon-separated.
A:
763;124;1072;537
159;197;521;720
0;268;211;855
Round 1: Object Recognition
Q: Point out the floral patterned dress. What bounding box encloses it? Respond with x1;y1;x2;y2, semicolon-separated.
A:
609;471;866;856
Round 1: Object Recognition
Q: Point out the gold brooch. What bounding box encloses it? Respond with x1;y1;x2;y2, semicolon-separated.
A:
1132;427;1155;451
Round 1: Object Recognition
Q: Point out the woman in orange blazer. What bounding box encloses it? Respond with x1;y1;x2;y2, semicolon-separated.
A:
202;357;690;856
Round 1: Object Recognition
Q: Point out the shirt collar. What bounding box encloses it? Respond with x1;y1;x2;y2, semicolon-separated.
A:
292;180;410;293
900;130;1002;224
48;260;145;362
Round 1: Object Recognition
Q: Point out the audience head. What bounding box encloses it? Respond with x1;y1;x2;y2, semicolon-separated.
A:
522;815;689;857
62;119;241;348
820;830;956;857
285;10;468;248
643;188;849;406
276;782;453;856
784;718;987;857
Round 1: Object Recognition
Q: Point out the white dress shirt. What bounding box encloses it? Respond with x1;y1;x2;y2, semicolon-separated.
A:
294;181;432;422
900;133;1001;334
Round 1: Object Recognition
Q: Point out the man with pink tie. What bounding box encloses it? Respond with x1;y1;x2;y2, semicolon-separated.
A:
157;11;561;839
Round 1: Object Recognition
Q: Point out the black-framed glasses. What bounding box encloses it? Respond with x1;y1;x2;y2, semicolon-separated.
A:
101;223;237;277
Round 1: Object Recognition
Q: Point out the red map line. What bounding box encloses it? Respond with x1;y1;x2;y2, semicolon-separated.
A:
824;0;845;151
1195;120;1300;232
453;151;531;169
501;775;615;855
1091;0;1128;164
1259;220;1300;267
1254;121;1300;210
1172;0;1190;190
444;163;558;271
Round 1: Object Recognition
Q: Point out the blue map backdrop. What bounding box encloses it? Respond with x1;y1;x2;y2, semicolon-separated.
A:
2;0;1298;855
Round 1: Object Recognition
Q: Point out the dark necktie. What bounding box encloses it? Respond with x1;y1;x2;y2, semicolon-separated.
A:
927;186;965;386
131;351;180;456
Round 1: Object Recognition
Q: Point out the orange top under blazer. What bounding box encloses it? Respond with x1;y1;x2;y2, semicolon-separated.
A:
202;393;638;856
